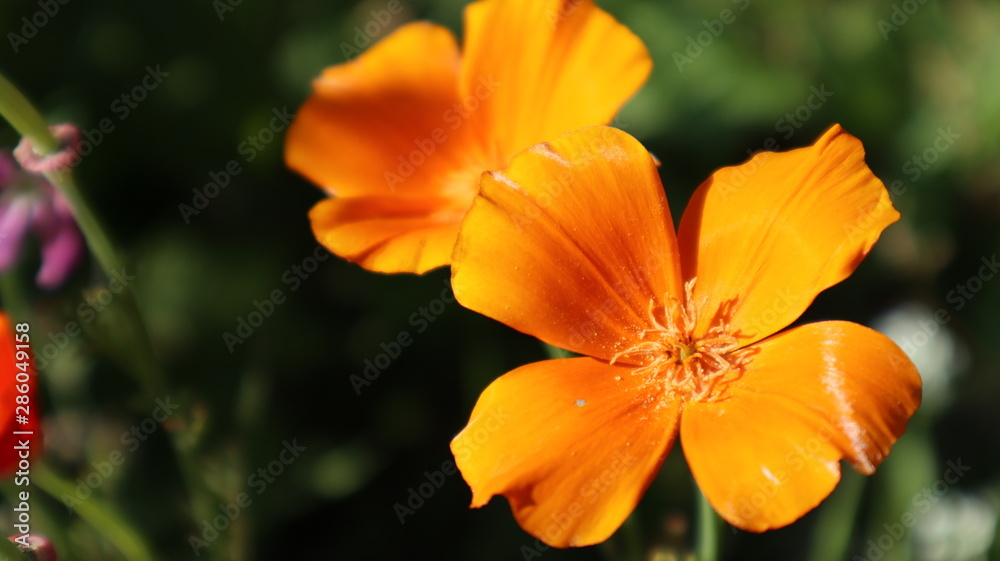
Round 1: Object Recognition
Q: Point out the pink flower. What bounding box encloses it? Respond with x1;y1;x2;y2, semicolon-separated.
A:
0;151;83;289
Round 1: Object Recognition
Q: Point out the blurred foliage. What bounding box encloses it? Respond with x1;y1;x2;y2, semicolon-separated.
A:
0;0;998;560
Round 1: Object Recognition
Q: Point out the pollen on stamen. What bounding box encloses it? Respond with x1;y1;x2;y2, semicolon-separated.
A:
609;278;750;402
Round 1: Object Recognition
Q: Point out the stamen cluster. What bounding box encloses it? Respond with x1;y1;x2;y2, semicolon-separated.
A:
611;279;749;402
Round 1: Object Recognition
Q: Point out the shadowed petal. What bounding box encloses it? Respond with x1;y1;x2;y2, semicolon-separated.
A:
309;195;462;274
452;126;682;360
286;23;493;273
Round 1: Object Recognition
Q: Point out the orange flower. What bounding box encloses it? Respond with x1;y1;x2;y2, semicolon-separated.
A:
0;312;41;478
284;0;651;274
449;125;921;547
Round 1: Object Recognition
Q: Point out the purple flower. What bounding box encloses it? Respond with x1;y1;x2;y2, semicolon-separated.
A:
0;151;83;289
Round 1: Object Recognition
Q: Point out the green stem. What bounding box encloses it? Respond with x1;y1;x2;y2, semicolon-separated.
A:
0;74;57;153
44;167;120;281
0;73;117;277
991;489;1000;560
0;72;165;396
807;470;866;561
620;512;644;561
0;73;221;560
543;342;572;360
600;512;643;561
695;486;720;561
0;269;28;320
33;463;160;561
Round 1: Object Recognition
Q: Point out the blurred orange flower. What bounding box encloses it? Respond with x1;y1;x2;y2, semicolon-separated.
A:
449;125;922;547
0;312;41;479
285;0;650;273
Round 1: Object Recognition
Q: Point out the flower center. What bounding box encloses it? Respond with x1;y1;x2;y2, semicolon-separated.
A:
610;279;749;402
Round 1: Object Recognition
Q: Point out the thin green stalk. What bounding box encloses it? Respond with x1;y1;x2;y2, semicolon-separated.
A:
807;470;866;561
43;169;121;290
0;73;117;278
33;463;159;561
0;74;57;153
620;513;644;561
695;486;720;561
0;73;222;560
599;512;644;561
0;269;28;320
0;72;164;397
991;494;1000;560
543;342;572;359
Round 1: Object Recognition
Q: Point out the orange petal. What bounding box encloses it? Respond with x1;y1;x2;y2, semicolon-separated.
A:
309;195;461;274
681;321;921;532
460;0;651;159
451;126;682;360
287;22;466;197
286;23;493;273
452;357;680;547
678;125;899;344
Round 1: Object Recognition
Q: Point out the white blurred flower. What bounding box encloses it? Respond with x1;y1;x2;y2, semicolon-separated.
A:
914;491;997;561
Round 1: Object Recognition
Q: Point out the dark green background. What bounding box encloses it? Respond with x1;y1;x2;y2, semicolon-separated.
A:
0;0;998;559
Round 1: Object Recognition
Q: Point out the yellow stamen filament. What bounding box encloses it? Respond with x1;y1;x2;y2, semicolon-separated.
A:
610;279;750;402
